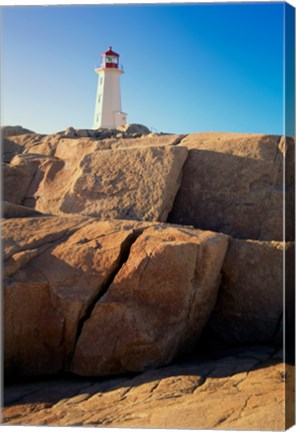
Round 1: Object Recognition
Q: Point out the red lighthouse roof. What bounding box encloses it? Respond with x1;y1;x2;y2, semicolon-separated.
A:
102;46;119;57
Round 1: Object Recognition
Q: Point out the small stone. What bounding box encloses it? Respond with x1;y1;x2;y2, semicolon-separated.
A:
117;124;150;135
64;127;76;138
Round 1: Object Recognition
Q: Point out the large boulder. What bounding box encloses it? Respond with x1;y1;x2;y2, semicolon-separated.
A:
117;123;150;136
3;217;228;377
203;237;292;345
31;145;188;221
3;132;188;222
70;225;228;376
168;133;294;241
3;216;145;376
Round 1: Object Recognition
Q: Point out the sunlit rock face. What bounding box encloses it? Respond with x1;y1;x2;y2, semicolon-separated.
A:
4;129;293;242
3;126;188;222
2;127;291;394
168;132;294;242
3;216;229;376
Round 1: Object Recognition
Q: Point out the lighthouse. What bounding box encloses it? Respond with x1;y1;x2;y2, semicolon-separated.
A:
93;46;127;129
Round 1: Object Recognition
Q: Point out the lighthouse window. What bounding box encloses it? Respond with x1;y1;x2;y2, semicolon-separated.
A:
100;77;103;85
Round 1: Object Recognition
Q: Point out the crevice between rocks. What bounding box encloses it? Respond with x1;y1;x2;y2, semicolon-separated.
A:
19;163;42;208
165;151;190;225
68;227;146;369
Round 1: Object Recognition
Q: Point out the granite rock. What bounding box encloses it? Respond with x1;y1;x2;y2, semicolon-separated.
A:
204;237;292;345
3;216;144;375
169;132;294;241
3;346;288;430
71;225;228;375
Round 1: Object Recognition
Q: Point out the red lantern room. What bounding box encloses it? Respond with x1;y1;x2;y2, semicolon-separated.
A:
101;46;120;69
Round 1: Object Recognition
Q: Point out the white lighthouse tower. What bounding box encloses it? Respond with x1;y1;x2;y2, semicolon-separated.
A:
93;46;127;129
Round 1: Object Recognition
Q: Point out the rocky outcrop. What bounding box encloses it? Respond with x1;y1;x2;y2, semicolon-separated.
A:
5;137;188;221
168;133;294;241
4;153;62;207
3;214;289;378
2;124;177;162
62;124;150;139
3;134;57;162
3;346;288;430
3;216;228;377
2;127;56;163
2;125;35;138
3;130;293;242
71;225;228;375
203;238;292;345
4;217;142;375
40;145;188;221
2;127;293;428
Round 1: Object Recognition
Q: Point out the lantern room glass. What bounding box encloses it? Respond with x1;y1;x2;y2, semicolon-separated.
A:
101;55;119;69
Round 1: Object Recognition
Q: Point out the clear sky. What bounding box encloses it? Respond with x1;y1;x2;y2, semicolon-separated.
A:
1;2;294;135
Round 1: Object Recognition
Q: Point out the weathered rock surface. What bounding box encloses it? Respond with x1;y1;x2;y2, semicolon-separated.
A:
71;225;228;375
168;132;294;241
3;132;57;162
116;123;151;135
4;130;188;220
2;125;35;138
53;132;184;157
3;163;33;205
4;129;292;242
2;127;293;428
3;216;145;376
3;138;25;163
203;238;291;345
30;146;187;221
3;346;290;430
4;153;63;208
2;124;176;162
3;215;290;378
3;216;227;377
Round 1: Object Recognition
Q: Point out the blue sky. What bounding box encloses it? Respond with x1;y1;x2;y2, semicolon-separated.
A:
1;2;294;135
